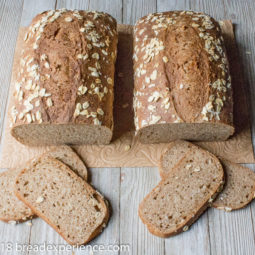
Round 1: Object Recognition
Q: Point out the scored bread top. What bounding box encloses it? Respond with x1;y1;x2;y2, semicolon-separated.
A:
139;146;224;237
133;11;233;130
14;156;109;245
11;9;117;129
159;140;255;211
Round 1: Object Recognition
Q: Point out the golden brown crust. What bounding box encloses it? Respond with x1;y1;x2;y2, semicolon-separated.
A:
133;11;234;141
11;9;117;145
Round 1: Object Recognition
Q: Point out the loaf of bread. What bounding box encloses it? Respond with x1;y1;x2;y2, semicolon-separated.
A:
133;11;234;143
11;9;117;145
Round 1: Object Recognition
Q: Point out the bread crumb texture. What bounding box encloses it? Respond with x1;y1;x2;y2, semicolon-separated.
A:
15;156;109;245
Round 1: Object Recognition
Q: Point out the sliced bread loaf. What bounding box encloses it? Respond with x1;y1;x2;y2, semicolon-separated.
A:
15;156;109;245
139;147;224;237
0;146;88;222
159;140;255;211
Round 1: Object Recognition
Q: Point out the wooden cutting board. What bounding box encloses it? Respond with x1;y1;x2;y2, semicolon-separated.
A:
0;21;254;169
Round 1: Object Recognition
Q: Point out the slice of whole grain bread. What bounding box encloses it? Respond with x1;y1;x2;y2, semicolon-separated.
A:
213;159;255;211
15;156;109;245
159;140;255;211
0;168;33;222
139;147;224;237
0;146;88;223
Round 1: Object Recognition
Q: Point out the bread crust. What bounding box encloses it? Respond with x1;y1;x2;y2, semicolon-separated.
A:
133;11;234;142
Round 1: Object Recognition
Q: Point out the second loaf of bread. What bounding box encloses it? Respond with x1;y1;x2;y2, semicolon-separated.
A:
11;9;118;145
133;11;234;143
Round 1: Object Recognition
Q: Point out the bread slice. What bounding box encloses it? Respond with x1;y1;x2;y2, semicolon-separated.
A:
15;156;109;245
0;146;88;222
213;160;255;211
47;146;88;180
139;147;224;237
0;168;33;222
159;140;255;211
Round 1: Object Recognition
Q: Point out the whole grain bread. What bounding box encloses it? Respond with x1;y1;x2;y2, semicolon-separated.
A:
0;146;88;222
159;140;255;211
139;147;224;237
11;9;118;145
212;160;255;211
133;11;234;143
15;156;109;245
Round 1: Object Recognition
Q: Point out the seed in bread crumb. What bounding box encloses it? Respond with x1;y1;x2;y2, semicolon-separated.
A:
163;56;168;63
122;103;129;108
179;83;184;89
65;17;73;22
194;167;200;172
80;27;85;32
118;72;124;77
183;226;189;232
124;145;131;151
185;164;192;169
35;196;44;204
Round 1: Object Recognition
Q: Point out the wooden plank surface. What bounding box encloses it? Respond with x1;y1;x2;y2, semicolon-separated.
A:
0;0;255;255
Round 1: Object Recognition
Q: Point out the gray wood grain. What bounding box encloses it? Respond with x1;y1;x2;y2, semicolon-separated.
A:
123;0;157;24
120;167;165;255
56;0;89;10
0;1;255;255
